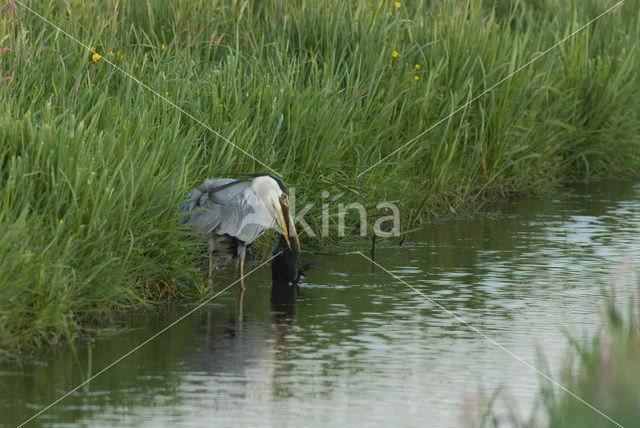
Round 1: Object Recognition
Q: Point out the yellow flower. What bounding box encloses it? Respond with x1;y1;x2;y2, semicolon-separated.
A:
392;50;399;58
92;53;101;62
161;43;166;50
395;2;402;9
415;64;420;69
414;75;420;81
90;46;96;52
108;50;114;56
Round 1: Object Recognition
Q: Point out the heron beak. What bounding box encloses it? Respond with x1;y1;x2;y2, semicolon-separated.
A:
278;202;300;251
276;203;292;251
289;211;301;251
284;203;300;251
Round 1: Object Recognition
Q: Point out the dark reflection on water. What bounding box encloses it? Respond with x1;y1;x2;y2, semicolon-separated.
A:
271;284;298;320
2;181;640;427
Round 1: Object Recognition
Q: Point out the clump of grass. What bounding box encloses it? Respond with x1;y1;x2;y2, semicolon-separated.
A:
537;283;640;428
478;277;640;428
1;0;640;357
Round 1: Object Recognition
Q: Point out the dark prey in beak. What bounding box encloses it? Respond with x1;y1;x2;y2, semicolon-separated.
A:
271;214;315;287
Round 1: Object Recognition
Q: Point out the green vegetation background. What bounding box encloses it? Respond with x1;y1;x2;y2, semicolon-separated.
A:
1;0;639;357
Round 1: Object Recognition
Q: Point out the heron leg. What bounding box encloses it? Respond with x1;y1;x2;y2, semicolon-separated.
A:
236;287;244;326
207;247;214;288
239;252;246;290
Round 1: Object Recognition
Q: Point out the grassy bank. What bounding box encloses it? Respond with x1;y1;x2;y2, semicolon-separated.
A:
1;0;639;357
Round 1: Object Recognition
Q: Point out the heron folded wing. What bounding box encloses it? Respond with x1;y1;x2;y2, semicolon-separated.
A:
200;178;251;205
220;185;276;243
183;178;276;244
182;179;249;215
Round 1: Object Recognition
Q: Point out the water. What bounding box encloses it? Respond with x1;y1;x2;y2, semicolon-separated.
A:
3;181;640;427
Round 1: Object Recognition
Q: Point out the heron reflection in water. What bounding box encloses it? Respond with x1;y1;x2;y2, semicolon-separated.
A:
181;174;299;289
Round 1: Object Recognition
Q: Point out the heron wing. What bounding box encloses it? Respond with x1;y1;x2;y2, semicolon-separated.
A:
183;178;275;244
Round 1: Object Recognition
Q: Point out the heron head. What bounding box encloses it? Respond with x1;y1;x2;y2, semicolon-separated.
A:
252;175;300;251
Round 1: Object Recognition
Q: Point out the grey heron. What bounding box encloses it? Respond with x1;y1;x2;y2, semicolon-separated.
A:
182;174;299;289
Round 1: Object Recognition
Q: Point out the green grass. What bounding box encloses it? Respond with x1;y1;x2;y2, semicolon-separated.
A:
1;0;639;357
541;286;640;428
539;285;640;428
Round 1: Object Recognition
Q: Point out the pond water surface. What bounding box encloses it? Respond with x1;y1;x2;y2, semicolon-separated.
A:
2;181;640;427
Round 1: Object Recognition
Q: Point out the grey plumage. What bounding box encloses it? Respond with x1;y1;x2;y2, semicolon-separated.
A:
182;178;274;259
